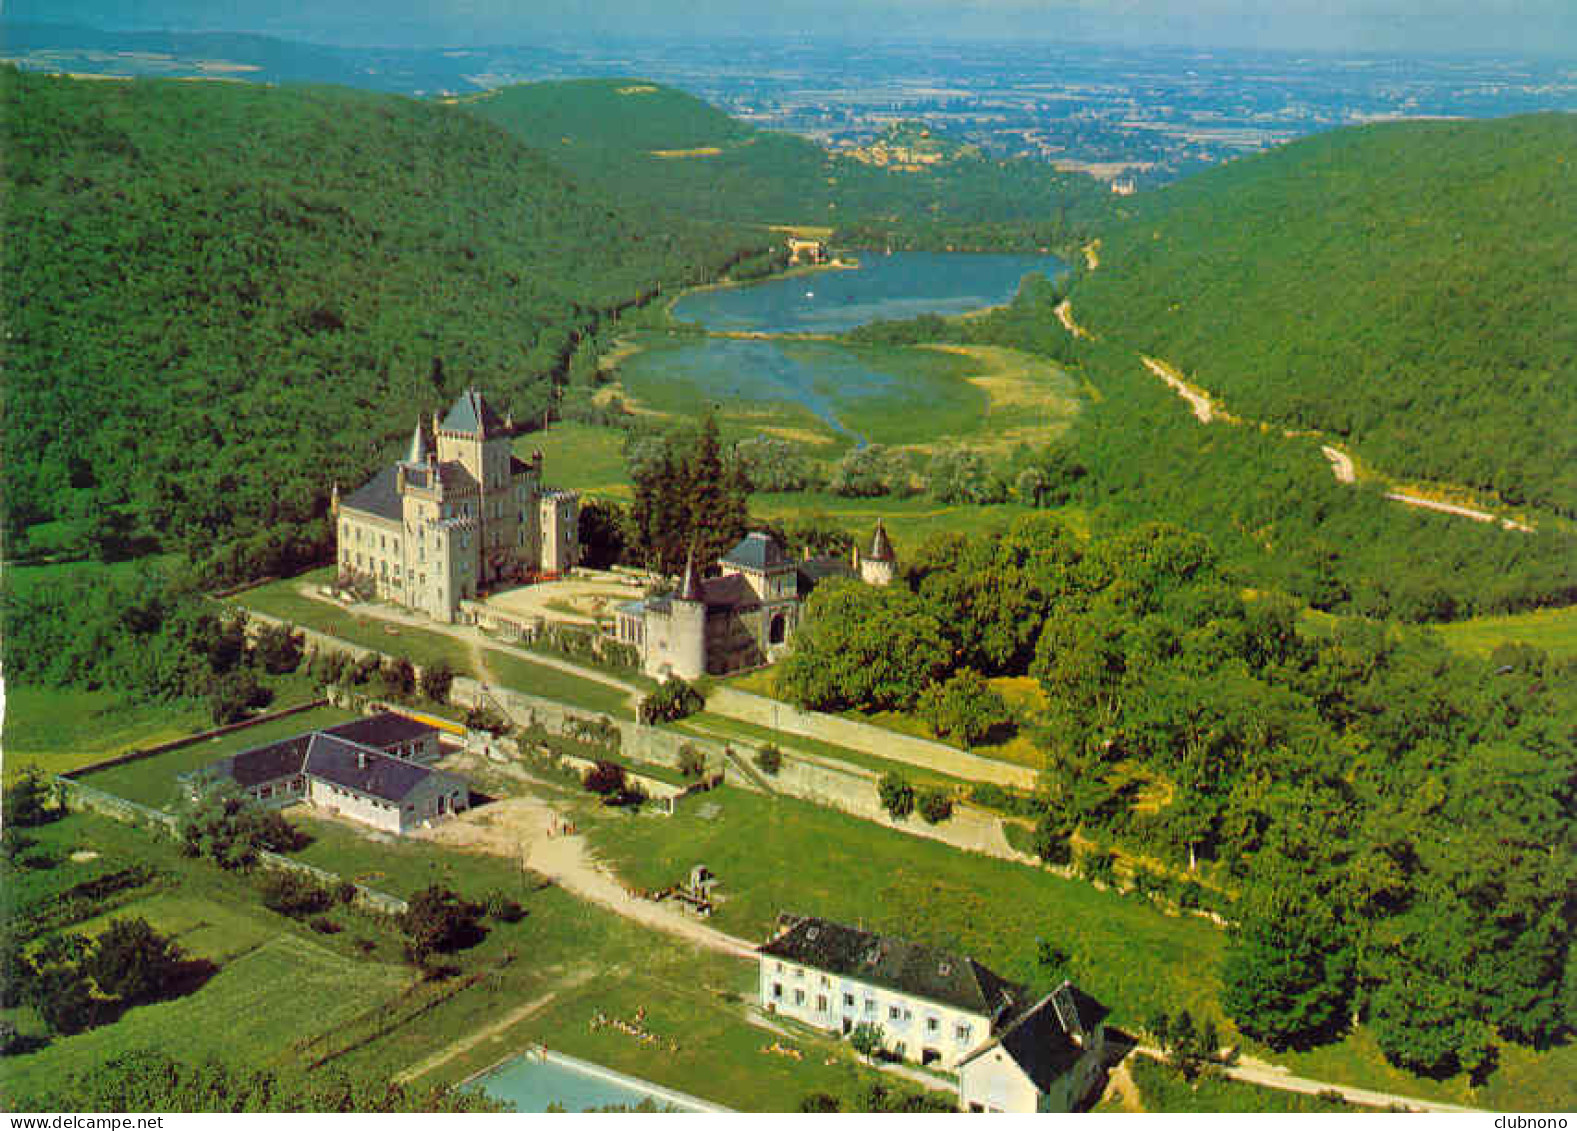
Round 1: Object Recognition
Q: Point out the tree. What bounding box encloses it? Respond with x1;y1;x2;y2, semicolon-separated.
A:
1221;891;1353;1051
31;966;96;1036
917;787;953;824
179;787;303;869
2;765;54;828
259;870;336;918
849;1021;885;1062
918;668;1012;745
398;886;486;965
84;917;184;1005
798;1093;842;1113
1030;809;1073;865
419;660;455;704
208;668;271;725
776;580;950;713
878;772;915;820
252;622;304;674
379;657;417;701
627;416;748;575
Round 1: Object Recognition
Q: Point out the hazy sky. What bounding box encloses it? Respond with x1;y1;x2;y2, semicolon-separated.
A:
11;0;1576;56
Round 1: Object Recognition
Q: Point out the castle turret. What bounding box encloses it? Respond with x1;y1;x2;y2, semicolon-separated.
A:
860;519;896;587
670;549;708;680
406;420;430;465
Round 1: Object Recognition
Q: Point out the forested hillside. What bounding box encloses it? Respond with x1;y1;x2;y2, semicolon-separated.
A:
0;67;762;579
464;78;1113;250
1073;114;1577;515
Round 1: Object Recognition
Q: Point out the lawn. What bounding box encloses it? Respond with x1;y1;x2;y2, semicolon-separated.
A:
79;704;356;810
1432;605;1577;662
483;650;637;720
283;810;534;901
583;786;1228;1033
1;687;212;781
514;422;632;501
232;574;479;677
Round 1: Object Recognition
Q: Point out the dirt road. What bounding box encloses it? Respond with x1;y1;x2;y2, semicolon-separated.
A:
1141;356;1215;423
1321;445;1356;484
413;794;758;961
1054;299;1091;339
1385;491;1534;532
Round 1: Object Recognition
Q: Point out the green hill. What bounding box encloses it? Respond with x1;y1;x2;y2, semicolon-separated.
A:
0;68;758;578
464;78;1112;249
1072;113;1577;516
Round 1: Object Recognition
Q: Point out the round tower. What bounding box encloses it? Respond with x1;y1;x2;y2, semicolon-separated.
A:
670;550;708;680
860;519;896;587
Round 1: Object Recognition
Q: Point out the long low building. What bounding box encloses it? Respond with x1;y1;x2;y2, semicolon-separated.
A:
186;711;468;835
758;914;1109;1111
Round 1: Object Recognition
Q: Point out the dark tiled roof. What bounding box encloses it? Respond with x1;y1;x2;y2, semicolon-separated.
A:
760;916;1025;1020
342;465;403;522
722;532;791;572
303;734;435;802
958;982;1108;1093
510;453;538;476
211;735;311;788
700;573;758;611
405;460;478;495
323;712;438;752
440;388;506;436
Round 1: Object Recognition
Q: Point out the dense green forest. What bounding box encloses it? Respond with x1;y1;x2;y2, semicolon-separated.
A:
780;514;1576;1081
848;278;1577;620
0;67;765;580
464;78;1114;250
1071;114;1577;516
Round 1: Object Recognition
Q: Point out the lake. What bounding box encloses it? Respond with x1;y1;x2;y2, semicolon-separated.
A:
672;250;1068;334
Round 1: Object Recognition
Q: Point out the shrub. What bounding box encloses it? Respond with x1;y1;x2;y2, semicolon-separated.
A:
310;916;342;935
465;703;511;736
259;870;335;918
486;892;526;923
918;668;1012;745
1030;811;1073;865
398;886;486;966
917;787;953;824
419;660;455;704
583;760;627;797
755;744;783;775
84;917;183;1005
878;772;915;820
677;744;707;778
638;676;704;725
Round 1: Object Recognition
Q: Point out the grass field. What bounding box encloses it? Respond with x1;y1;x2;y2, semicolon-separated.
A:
232;574;480;677
583;786;1227;1031
0;812;413;1105
78;704;356;810
1432;605;1577;661
482;650;637;720
2;687;212;781
514;423;632;500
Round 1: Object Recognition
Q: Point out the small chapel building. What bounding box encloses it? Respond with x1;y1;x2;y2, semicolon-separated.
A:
614;522;896;680
333;389;578;624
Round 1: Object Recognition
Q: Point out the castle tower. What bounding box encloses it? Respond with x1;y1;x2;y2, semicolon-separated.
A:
860;519;896;586
670;549;708;680
405;420;430;466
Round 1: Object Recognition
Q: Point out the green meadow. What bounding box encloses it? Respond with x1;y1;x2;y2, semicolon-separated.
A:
1431;605;1577;661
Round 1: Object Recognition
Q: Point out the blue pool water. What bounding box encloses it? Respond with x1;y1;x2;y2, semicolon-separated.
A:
673;250;1068;334
469;1049;727;1113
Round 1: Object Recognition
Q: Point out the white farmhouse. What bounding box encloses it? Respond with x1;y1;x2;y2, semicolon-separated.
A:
758;914;1024;1070
758;914;1110;1112
956;982;1110;1113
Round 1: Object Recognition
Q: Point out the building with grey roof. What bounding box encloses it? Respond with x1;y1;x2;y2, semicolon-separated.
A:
333;388;579;624
186;711;467;834
613;526;895;680
957;982;1111;1112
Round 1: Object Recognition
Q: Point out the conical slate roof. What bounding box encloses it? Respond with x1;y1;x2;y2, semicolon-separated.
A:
439;388;507;436
868;519;895;562
678;548;704;602
405;421;430;464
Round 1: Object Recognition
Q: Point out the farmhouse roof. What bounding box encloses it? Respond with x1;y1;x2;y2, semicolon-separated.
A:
440;388;506;436
323;712;438;752
722;532;791;572
206;735;313;789
302;734;435;803
760;915;1025;1021
956;982;1110;1093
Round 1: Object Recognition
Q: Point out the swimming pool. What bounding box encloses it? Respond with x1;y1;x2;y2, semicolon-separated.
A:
468;1048;731;1113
